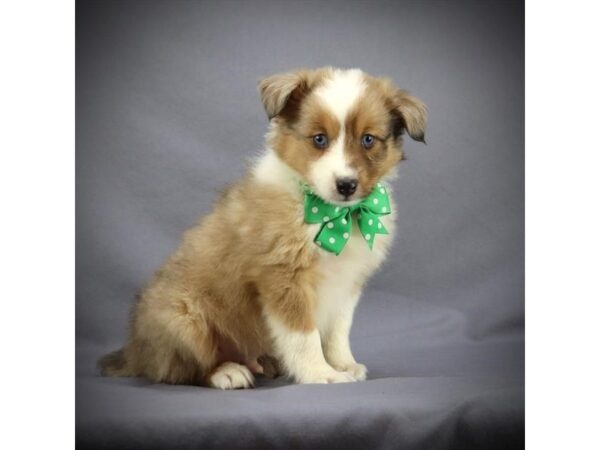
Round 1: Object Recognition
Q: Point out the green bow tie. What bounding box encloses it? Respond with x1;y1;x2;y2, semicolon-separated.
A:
303;183;391;255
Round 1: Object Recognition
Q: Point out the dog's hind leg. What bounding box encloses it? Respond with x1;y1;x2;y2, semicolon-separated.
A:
112;288;222;385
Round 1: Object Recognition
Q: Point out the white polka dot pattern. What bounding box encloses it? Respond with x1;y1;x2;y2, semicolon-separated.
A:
303;181;391;254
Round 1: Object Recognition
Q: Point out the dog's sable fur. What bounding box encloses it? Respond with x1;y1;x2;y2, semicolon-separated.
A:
99;67;427;389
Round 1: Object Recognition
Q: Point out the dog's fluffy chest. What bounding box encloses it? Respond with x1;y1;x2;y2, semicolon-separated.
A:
308;210;395;331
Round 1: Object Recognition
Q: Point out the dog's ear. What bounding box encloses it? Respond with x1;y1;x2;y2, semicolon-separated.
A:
383;82;428;143
258;70;313;121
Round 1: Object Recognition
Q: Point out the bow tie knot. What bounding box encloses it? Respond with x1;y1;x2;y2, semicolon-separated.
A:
303;183;391;255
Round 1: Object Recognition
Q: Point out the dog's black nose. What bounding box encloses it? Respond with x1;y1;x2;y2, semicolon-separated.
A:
336;177;358;197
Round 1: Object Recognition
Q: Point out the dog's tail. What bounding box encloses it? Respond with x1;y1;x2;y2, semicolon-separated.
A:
98;348;132;377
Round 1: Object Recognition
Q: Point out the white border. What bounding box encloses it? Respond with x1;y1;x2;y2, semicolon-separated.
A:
0;1;74;449
527;0;600;448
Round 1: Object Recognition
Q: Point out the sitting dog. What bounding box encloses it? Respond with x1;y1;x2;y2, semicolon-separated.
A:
99;67;427;389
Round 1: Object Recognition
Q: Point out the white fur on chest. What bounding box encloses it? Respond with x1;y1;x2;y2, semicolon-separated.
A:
310;208;395;332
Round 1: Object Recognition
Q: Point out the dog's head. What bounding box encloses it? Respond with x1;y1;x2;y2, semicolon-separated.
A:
259;67;427;204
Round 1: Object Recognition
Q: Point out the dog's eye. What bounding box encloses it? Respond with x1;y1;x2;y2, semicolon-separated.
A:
312;134;329;149
361;134;375;149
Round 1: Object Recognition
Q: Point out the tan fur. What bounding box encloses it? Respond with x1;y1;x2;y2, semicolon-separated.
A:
99;67;427;387
258;68;332;120
374;76;428;142
101;178;318;384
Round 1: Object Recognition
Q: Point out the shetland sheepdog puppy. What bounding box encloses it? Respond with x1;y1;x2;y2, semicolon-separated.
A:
99;67;427;389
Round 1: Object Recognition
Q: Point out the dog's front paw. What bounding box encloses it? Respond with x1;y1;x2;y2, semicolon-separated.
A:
299;368;356;385
345;363;368;381
208;362;255;390
333;362;368;381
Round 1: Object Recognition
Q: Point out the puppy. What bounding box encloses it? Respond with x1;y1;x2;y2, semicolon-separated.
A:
99;67;427;389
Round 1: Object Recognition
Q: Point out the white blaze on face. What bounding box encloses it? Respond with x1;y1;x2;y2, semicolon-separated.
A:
308;69;366;203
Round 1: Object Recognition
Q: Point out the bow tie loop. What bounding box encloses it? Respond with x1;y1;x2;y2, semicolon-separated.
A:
356;208;389;250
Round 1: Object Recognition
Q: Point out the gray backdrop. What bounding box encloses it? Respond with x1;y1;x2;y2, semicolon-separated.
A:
76;0;524;448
